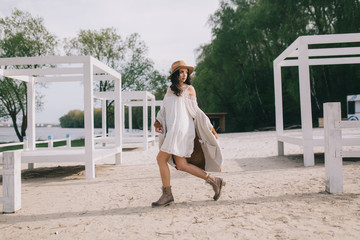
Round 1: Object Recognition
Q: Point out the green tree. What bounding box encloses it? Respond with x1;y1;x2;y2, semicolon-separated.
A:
64;28;167;131
59;108;112;128
59;110;84;128
64;28;167;93
0;9;57;141
195;0;360;132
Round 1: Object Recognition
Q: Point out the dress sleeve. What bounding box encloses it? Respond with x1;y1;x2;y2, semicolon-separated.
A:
184;94;199;118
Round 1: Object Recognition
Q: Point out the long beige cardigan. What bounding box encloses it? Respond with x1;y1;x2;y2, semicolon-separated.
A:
156;103;223;172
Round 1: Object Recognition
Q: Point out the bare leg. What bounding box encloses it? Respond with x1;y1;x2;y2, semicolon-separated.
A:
153;151;174;207
173;155;208;180
156;151;172;187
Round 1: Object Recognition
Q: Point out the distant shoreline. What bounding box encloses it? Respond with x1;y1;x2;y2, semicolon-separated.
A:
0;123;60;128
0;127;105;143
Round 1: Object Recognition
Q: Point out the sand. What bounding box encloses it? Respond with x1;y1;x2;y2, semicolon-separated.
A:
1;130;360;239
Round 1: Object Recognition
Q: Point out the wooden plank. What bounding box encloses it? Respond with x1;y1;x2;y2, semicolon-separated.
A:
342;138;360;146
298;38;314;166
94;74;116;81
122;91;147;99
101;100;107;138
1;75;30;82
83;58;95;179
114;78;122;164
91;57;121;79
279;59;299;67
277;134;303;145
93;91;116;100
302;33;360;44
143;93;148;150
280;57;360;67
336;120;360;128
94;137;115;144
274;38;300;65
2;151;21;213
288;47;360;58
3;67;83;76
27;78;36;151
273;63;284;138
310;57;360;66
123;101;147;107
34;76;83;83
21;152;86;163
337;151;360;158
324;102;343;194
0;56;88;66
146;91;156;99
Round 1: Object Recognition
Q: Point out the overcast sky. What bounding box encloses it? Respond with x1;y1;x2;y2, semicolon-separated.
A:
0;0;220;124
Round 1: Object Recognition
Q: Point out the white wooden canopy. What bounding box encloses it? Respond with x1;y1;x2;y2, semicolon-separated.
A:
0;56;123;179
273;33;360;166
121;91;158;150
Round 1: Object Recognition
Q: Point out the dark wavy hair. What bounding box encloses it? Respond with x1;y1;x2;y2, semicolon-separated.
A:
170;69;192;96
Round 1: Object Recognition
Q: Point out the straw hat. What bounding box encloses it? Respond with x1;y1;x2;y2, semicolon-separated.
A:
168;60;194;79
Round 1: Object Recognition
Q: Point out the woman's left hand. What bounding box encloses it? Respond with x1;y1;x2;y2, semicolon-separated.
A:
156;127;164;134
211;128;218;139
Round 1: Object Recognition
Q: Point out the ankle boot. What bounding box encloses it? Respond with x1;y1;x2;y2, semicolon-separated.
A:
206;174;226;201
151;186;174;208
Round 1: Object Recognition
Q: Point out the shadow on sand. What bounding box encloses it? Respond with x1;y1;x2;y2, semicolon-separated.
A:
2;191;359;223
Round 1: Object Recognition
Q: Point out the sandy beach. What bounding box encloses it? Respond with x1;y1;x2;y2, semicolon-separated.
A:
1;130;360;239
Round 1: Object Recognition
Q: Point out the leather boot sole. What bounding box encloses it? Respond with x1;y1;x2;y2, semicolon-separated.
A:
151;201;175;208
151;200;175;208
214;179;226;201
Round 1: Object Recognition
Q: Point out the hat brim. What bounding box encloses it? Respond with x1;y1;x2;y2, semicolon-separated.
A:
168;66;194;79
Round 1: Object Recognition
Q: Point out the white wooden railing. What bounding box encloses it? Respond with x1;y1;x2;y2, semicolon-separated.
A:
0;135;72;152
324;102;360;193
0;151;21;213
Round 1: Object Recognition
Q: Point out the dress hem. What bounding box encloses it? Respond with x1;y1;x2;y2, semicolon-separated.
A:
160;148;192;158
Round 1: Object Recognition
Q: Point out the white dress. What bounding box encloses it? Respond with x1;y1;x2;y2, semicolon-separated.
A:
160;85;199;157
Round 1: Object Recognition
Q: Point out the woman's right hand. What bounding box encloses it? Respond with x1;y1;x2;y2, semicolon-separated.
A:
156;127;164;134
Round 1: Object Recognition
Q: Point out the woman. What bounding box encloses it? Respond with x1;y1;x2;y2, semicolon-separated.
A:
152;60;225;207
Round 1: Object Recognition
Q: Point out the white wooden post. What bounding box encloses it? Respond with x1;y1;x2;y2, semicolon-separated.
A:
102;99;107;138
27;76;35;169
324;102;343;193
2;151;21;213
298;37;314;166
151;96;155;139
129;105;133;133
143;93;148;150
122;104;126;135
66;134;71;148
48;136;53;148
23;136;28;150
84;57;95;179
101;99;107;147
115;77;122;164
273;62;284;156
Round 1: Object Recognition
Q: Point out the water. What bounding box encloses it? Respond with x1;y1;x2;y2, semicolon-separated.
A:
0;127;105;143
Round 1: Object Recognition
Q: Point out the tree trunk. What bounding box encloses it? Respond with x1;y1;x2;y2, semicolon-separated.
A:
10;114;23;142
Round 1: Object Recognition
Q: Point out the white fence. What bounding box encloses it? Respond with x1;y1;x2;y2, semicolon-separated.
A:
324;102;360;193
0;137;72;169
0;151;21;213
